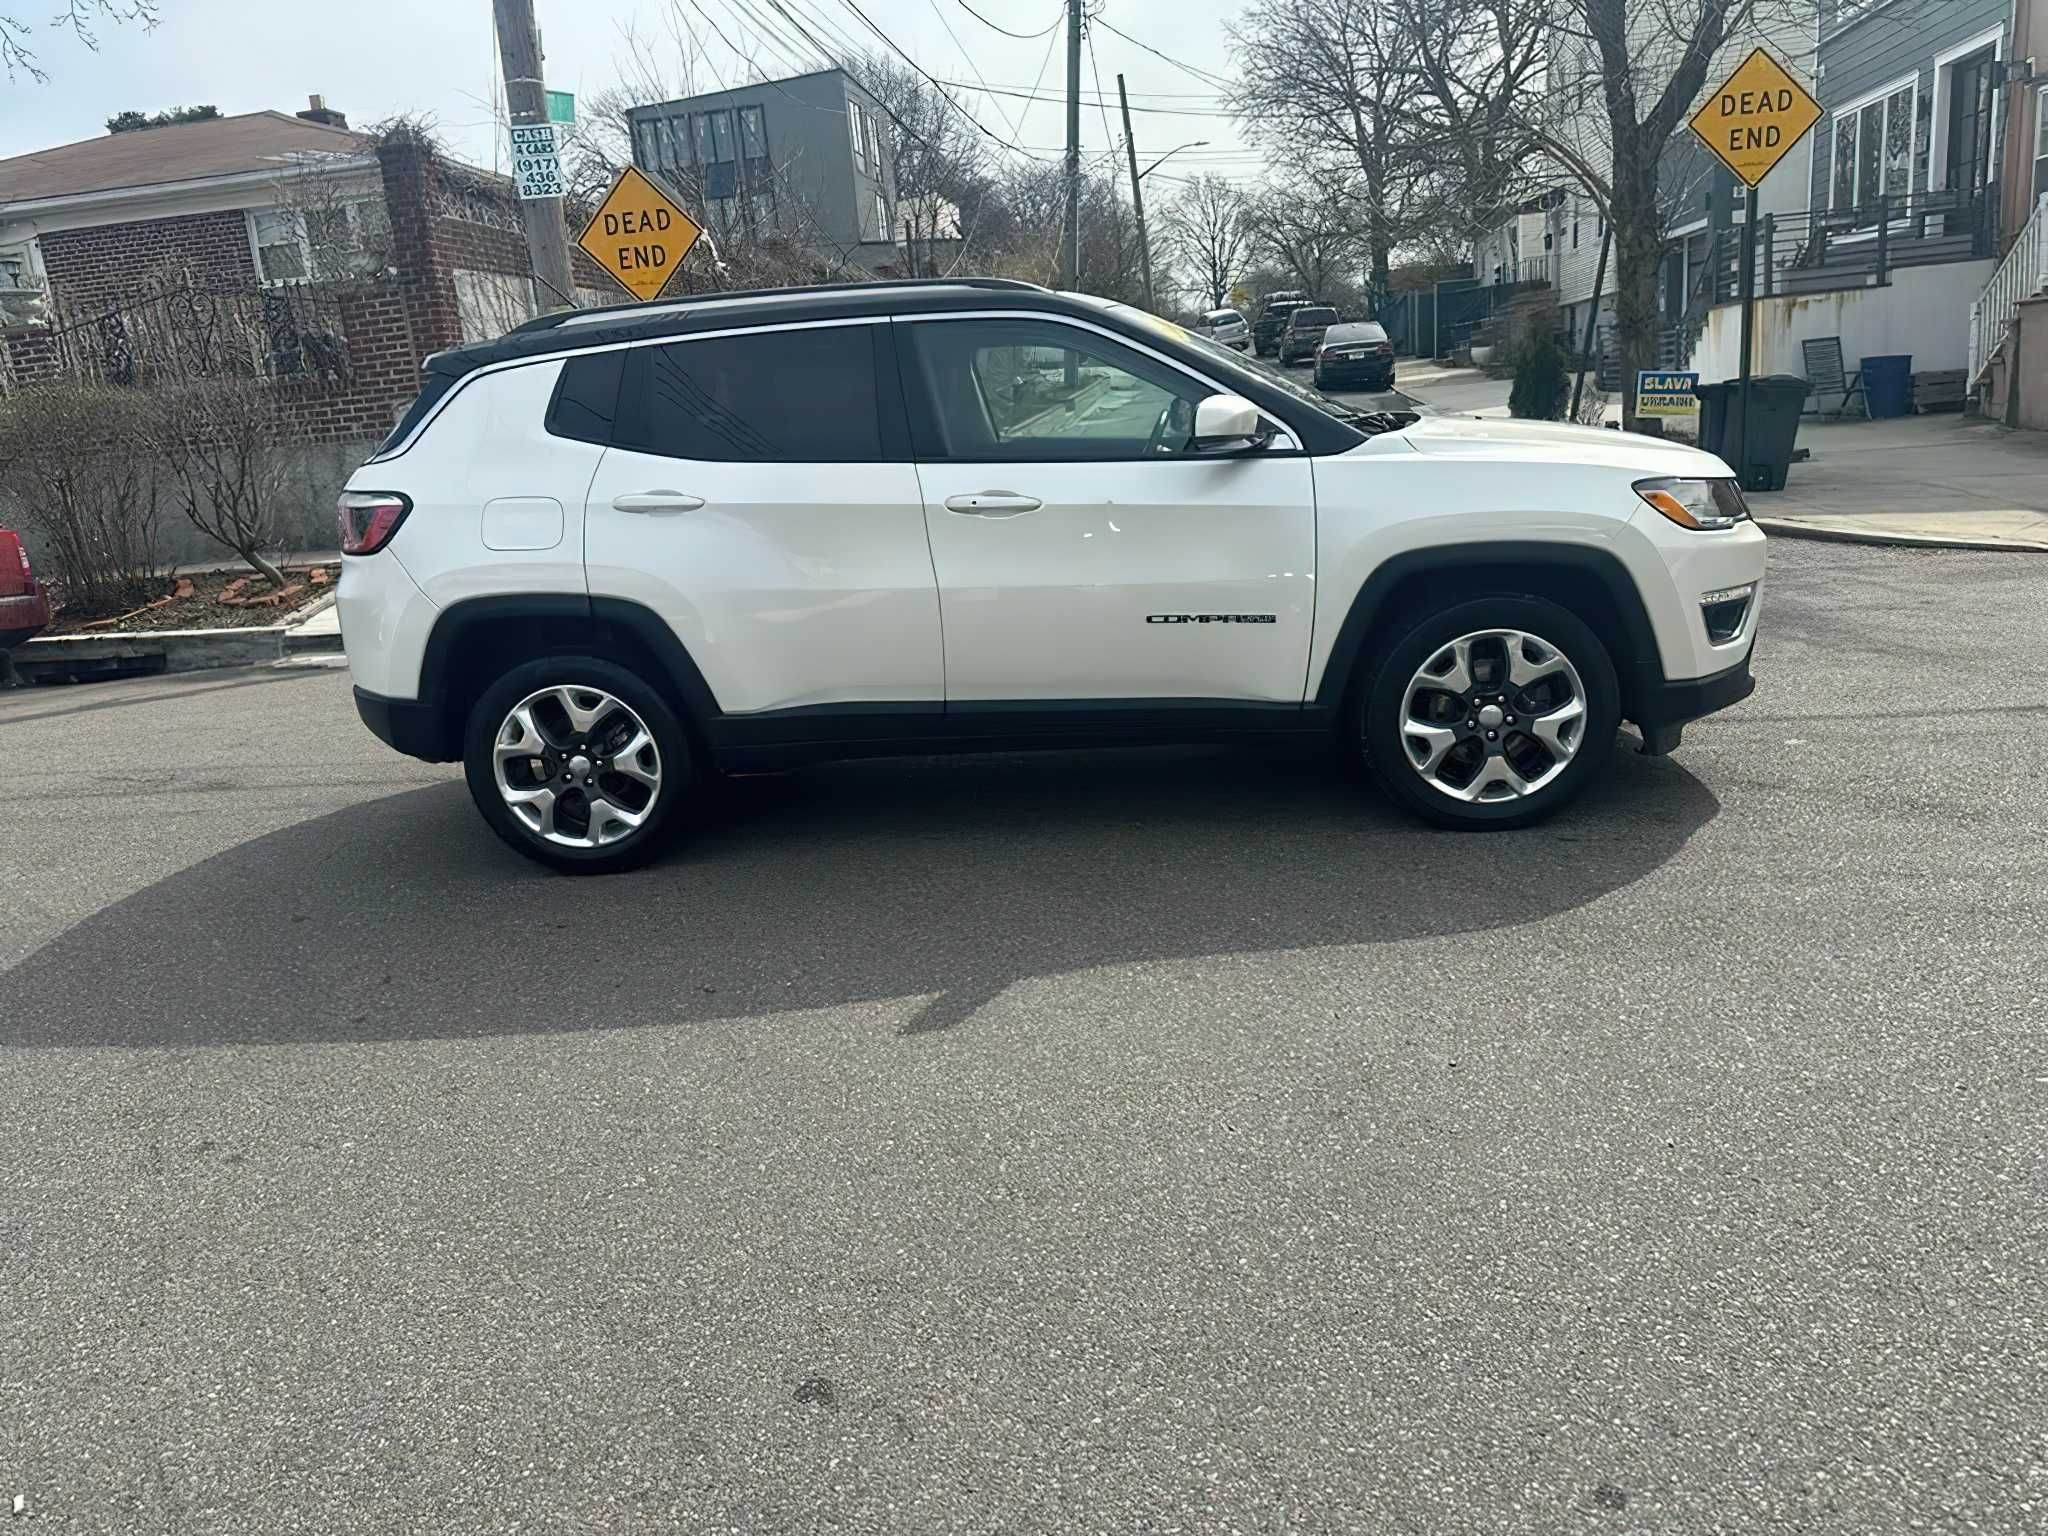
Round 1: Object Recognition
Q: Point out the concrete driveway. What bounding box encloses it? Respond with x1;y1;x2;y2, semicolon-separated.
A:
2;540;2044;1533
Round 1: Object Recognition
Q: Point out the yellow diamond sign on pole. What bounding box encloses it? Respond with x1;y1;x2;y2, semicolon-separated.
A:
576;165;704;302
1689;48;1823;188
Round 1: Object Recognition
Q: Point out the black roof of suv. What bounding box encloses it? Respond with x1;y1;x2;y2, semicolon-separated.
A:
398;278;1381;457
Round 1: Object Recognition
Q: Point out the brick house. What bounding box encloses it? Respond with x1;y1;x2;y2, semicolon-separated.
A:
0;98;607;448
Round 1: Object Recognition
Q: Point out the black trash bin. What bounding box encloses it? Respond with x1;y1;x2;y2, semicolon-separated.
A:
1692;379;1734;459
1691;375;1806;492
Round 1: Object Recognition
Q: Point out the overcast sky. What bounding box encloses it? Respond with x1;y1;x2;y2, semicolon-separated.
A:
0;0;1263;192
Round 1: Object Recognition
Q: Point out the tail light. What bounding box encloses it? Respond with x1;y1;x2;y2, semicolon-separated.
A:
1376;341;1394;356
338;491;412;555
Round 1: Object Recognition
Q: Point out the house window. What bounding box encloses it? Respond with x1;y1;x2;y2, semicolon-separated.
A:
1571;205;1580;249
848;100;870;174
251;202;379;285
739;104;765;160
2034;86;2047;199
252;210;310;282
1829;80;1916;214
869;188;890;242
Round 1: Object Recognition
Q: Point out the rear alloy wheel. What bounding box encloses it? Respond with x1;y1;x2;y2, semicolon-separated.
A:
1361;596;1618;829
463;656;691;874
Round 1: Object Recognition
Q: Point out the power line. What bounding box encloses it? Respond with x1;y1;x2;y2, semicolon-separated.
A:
954;0;1063;39
927;0;1026;142
830;0;1044;156
936;81;1240;117
1090;15;1235;91
1084;16;1118;162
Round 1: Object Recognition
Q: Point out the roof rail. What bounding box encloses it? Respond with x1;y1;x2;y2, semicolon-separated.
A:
515;275;1047;334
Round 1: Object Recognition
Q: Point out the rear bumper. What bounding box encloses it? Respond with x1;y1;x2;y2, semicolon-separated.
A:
1317;362;1394;385
354;685;457;762
0;588;51;648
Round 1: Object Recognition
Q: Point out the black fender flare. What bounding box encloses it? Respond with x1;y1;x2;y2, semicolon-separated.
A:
414;593;725;753
1313;541;1663;714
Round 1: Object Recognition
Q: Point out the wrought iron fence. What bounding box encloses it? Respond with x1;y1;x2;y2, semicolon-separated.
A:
4;281;353;390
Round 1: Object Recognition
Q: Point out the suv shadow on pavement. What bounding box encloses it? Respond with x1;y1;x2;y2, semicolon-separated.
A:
4;745;1718;1049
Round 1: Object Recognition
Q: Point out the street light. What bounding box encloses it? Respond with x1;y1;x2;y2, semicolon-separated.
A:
1139;140;1210;182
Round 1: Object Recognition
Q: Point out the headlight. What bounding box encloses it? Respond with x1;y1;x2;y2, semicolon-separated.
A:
1635;477;1749;531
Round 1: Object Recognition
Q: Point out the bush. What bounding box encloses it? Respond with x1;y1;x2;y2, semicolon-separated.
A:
0;383;164;613
1508;331;1570;420
142;377;293;587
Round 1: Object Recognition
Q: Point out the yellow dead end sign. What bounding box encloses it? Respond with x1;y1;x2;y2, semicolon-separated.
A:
1689;48;1823;188
577;165;704;302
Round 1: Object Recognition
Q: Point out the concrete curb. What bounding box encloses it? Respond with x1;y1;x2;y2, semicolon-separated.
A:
16;616;344;683
1754;517;2048;553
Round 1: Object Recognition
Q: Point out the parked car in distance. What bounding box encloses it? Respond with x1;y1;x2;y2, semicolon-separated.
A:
1197;308;1250;350
339;276;1765;874
1279;305;1342;364
1314;321;1397;392
1251;291;1310;356
0;528;52;655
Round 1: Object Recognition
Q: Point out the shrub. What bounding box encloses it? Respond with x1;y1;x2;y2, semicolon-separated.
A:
0;382;164;613
142;377;293;587
1508;331;1570;420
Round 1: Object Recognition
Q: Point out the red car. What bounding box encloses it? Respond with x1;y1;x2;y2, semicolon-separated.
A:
0;528;52;654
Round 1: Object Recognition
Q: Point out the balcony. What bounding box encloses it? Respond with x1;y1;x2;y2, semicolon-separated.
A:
1703;188;1994;305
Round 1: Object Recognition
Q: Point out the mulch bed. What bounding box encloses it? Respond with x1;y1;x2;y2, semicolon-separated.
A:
45;565;338;636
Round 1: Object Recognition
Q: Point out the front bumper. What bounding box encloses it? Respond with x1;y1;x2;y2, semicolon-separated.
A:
354;686;458;762
1631;651;1755;754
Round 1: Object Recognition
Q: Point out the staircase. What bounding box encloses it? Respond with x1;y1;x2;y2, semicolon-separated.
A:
1968;192;2048;416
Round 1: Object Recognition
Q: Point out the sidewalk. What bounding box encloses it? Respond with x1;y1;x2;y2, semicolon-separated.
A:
1757;414;2048;551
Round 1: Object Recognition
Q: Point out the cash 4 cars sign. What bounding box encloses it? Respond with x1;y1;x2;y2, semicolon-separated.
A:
577;165;705;302
1688;48;1822;187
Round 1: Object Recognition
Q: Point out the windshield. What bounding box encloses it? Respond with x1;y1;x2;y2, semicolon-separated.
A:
1325;323;1386;344
1293;307;1340;326
1203;310;1243;326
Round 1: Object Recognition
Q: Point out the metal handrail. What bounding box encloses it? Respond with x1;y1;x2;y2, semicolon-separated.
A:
1968;192;2048;387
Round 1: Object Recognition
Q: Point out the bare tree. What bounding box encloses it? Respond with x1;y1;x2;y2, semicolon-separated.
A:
1162;174;1253;310
0;0;155;82
1228;0;1424;312
1246;173;1367;304
848;53;993;277
145;379;292;588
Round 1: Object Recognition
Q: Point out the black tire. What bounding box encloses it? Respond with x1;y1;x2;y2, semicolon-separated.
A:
1358;594;1619;830
1313;368;1327;389
462;654;693;875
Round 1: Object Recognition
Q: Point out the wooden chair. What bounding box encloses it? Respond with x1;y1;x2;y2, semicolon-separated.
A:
1800;337;1865;419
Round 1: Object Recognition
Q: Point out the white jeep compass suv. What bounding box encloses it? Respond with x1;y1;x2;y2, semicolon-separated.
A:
338;278;1763;874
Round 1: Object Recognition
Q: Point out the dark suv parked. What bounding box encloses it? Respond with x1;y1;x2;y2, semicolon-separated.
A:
1251;291;1309;357
1279;306;1341;365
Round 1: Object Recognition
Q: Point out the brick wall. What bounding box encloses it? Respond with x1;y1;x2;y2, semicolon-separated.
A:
38;209;256;316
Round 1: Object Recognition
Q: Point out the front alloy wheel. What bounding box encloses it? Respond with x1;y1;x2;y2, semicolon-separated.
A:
1399;630;1586;802
1360;595;1618;829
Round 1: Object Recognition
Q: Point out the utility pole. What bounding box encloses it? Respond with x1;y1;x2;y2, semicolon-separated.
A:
1118;74;1155;313
493;0;576;309
1063;0;1083;290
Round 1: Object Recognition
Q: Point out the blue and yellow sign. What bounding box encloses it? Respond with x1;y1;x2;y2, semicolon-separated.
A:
1636;371;1700;418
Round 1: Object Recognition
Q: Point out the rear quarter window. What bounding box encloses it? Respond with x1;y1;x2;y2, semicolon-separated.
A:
546;349;626;445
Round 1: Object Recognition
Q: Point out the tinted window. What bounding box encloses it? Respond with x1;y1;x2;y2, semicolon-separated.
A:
376;369;458;456
546;349;625;444
1292;307;1339;326
904;319;1212;461
1324;323;1387;344
625;326;881;462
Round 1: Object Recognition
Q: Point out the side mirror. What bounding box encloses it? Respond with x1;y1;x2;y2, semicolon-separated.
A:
1191;393;1270;454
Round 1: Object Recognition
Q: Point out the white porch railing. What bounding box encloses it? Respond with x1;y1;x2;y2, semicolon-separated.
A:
1968;192;2048;388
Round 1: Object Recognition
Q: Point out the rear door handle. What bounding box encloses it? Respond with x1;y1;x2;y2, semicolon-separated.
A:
943;491;1042;517
611;490;705;514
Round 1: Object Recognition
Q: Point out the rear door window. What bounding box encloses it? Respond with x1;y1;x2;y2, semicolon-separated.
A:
618;324;886;462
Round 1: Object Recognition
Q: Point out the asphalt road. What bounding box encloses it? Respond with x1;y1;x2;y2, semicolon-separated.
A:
3;540;2045;1534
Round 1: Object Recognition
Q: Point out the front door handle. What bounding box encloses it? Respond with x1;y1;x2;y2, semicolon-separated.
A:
611;490;705;514
943;491;1042;517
